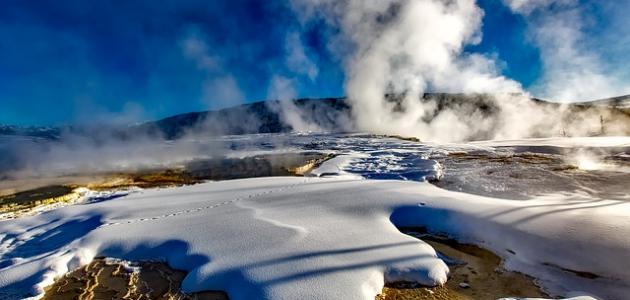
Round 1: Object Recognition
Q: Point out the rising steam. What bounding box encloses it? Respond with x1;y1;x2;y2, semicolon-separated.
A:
289;0;629;142
504;0;630;102
1;0;628;188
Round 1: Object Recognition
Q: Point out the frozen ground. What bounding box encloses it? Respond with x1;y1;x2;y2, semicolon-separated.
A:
0;134;629;299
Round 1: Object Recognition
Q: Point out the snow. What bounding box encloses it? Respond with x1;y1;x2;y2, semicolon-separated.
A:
391;186;630;299
1;135;628;299
2;178;628;299
470;136;630;148
309;154;365;179
0;178;450;300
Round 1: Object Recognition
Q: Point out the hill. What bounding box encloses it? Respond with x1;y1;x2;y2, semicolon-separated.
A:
1;94;629;140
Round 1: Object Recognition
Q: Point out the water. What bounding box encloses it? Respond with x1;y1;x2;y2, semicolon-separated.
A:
1;133;628;201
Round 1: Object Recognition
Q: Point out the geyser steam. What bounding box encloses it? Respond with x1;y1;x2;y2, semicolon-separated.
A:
290;0;628;142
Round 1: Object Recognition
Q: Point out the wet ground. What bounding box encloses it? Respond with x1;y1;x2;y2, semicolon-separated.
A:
0;185;74;207
377;229;547;300
432;147;630;200
0;152;331;218
42;258;228;300
0;186;84;219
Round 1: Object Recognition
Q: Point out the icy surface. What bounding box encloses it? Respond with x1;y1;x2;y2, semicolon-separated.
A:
1;135;629;299
226;133;446;181
470;136;630;148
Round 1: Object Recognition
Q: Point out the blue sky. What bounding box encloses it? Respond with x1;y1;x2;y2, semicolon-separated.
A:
0;0;626;126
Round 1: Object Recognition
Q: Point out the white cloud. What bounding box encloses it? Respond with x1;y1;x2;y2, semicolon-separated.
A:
502;0;568;14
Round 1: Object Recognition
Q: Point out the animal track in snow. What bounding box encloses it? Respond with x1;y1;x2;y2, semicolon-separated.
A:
99;179;309;228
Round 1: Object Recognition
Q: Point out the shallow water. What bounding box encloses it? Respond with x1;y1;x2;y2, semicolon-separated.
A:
2;133;629;201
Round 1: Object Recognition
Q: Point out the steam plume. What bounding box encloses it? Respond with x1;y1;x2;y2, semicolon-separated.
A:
290;0;629;142
504;0;630;102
